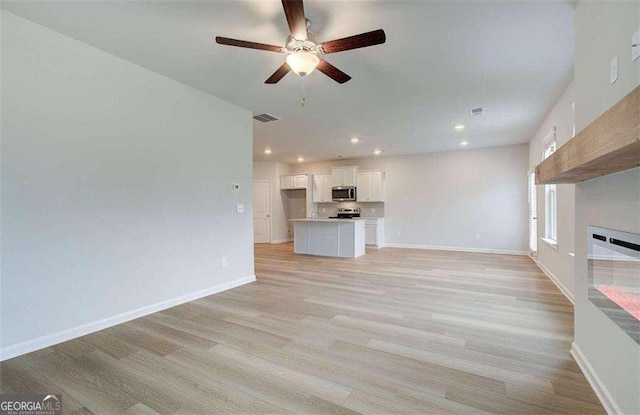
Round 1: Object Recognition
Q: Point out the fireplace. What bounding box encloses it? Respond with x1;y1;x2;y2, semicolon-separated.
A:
588;226;640;344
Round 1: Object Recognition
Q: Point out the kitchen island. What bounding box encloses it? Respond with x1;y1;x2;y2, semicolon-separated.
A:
289;218;366;258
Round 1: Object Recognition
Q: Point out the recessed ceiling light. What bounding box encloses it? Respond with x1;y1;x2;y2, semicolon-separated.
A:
297;156;304;162
264;148;272;154
460;140;469;147
374;149;381;155
350;137;359;143
454;124;465;131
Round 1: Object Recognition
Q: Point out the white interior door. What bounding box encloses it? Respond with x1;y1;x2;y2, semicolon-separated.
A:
253;181;271;244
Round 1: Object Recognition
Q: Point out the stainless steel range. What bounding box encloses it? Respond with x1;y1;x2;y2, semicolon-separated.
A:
329;208;361;219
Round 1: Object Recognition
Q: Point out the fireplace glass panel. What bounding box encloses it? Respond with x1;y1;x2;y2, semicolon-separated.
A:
588;226;639;344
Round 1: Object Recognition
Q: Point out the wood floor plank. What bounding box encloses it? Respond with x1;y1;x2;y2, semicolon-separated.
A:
0;359;85;412
0;243;605;414
120;350;259;413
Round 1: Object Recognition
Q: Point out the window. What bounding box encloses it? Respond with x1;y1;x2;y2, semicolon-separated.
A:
545;184;557;241
543;129;557;246
528;170;537;253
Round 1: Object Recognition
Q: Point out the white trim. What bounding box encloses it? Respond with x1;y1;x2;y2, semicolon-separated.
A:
0;275;256;362
383;243;528;256
570;342;622;415
270;238;292;244
530;256;574;304
541;237;558;250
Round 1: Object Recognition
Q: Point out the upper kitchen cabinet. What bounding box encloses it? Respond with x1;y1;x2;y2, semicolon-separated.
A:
332;166;358;187
312;174;333;203
280;175;293;190
280;174;308;190
293;174;307;189
357;171;385;202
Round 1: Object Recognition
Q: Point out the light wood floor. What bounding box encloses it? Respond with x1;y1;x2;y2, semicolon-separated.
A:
1;243;604;414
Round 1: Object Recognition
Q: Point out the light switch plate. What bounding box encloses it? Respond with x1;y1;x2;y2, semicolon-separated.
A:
633;28;640;62
236;204;244;213
610;56;618;84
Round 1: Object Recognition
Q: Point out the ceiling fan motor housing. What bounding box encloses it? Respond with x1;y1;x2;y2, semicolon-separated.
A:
285;34;319;54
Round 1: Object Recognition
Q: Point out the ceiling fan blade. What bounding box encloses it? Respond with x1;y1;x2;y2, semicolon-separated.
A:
265;63;291;84
215;37;283;53
282;0;307;40
316;59;351;84
320;29;386;54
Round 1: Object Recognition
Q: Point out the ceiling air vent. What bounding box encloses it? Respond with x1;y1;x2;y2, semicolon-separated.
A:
470;107;484;116
253;113;280;123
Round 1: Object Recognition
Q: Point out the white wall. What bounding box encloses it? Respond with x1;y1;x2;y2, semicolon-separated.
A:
1;11;254;358
572;2;640;414
253;161;291;243
290;144;530;254
528;80;576;300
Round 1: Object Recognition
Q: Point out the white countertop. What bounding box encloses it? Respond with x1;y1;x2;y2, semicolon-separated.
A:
288;218;366;223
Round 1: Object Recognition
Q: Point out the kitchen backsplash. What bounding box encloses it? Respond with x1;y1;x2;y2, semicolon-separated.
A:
316;202;384;218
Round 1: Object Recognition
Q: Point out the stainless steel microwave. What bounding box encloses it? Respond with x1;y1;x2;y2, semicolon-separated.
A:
332;186;356;202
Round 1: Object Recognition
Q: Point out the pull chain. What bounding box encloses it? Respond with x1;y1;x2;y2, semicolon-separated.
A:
301;77;307;107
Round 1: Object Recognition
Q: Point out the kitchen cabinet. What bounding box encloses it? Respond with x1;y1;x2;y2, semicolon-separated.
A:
293;174;307;189
280;174;308;190
280;175;293;190
312;174;333;203
364;218;385;248
291;219;365;258
357;171;385;202
332;166;357;187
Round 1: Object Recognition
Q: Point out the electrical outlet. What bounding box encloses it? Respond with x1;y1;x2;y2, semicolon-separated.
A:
610;55;618;84
221;257;227;268
236;204;244;213
475;234;481;241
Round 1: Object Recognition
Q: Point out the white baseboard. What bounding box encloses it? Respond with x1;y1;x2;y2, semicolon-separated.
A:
0;275;256;362
530;256;575;304
383;243;528;256
271;238;292;244
570;342;622;415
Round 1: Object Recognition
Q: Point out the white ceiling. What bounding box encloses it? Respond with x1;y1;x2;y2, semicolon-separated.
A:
2;1;574;164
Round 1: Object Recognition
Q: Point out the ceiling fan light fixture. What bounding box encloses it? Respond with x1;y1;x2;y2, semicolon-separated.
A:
286;51;320;77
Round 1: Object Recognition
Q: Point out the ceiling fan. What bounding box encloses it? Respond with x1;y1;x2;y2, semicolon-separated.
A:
215;0;386;84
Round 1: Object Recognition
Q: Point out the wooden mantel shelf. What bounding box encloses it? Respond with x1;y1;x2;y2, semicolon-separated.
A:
536;85;640;184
